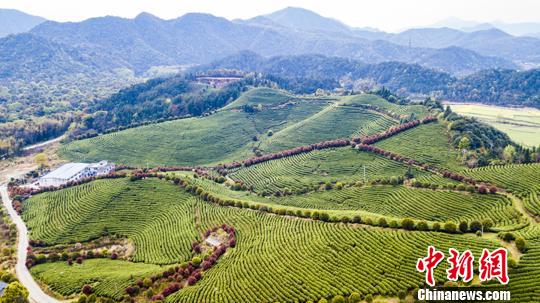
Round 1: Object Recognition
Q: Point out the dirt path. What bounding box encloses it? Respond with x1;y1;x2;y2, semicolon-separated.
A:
0;185;62;303
502;191;540;223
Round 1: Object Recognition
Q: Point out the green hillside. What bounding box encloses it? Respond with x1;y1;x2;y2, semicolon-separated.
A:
374;122;463;170
60;91;434;167
59;88;328;166
229;147;425;193
24;177;504;302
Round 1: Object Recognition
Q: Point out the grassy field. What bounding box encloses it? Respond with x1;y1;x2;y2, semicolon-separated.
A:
446;102;540;147
374;122;463;170
23;178;504;302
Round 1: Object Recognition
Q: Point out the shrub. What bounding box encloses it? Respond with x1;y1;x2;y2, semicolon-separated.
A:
515;237;527;253
192;256;202;267
365;294;373;303
320;212;330;222
87;294;97;303
398;290;407;299
77;295;87;303
433;222;441;231
489;186;498;194
401;218;415;230
502;232;515;242
482;219;494;231
332;295;345;303
378;217;388;227
470;221;482;232
341;216;350;223
82;284;93;295
389;220;398;228
352;215;361;224
478;185;488;194
444;222;457;233
458;221;468;233
348;292;361;303
417;221;429;231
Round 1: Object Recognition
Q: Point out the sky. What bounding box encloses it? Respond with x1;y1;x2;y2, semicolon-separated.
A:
1;0;539;32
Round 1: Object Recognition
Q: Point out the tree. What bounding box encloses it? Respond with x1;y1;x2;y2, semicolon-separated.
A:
33;153;49;169
77;295;87;303
332;295;345;303
503;145;516;163
1;282;29;303
443;105;452;118
458;136;470;151
378;217;388;227
523;148;531;163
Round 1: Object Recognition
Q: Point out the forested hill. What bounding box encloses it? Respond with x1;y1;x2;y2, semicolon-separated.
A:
69;73;280;139
200;52;540;108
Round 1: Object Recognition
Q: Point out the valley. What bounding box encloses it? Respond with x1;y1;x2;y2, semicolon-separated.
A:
0;3;539;303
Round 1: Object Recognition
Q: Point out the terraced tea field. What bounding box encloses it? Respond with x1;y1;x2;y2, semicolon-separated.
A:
462;163;540;216
229;147;417;193
228;146;469;196
21;88;540;302
30;259;162;300
59;90;430;167
342;94;430;118
23;179;199;264
374;122;463;170
258;105;396;152
24;178;505;302
59;88;328;166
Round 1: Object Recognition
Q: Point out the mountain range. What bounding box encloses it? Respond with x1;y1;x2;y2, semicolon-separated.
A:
0;7;530;78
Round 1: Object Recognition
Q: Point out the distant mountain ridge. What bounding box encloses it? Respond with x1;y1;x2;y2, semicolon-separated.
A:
200;51;540;108
0;9;46;37
26;8;516;75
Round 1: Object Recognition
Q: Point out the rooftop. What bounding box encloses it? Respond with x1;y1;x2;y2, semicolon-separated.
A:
40;163;90;180
0;281;8;295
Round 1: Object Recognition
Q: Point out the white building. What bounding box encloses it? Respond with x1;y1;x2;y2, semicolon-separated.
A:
39;161;114;187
